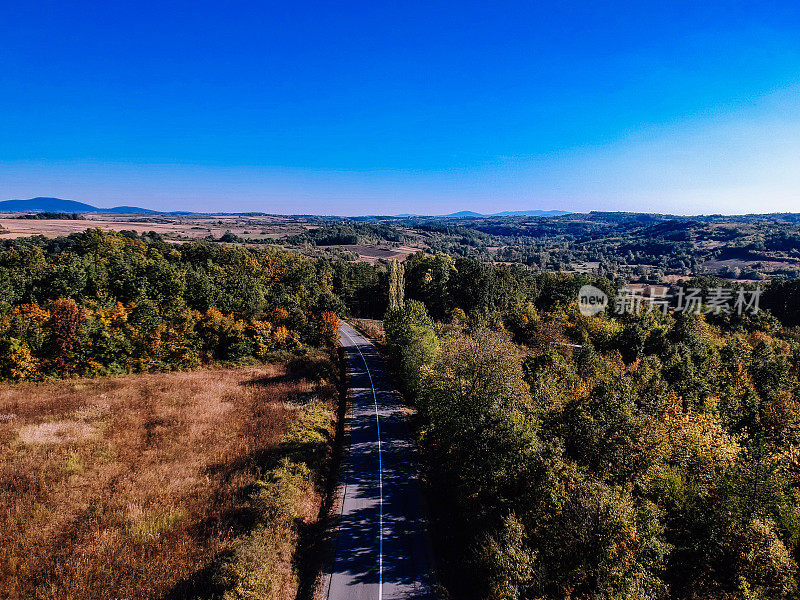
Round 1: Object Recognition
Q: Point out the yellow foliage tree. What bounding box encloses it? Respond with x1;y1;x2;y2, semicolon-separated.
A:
0;337;38;381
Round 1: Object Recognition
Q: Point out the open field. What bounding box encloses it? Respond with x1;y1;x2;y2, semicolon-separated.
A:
0;358;337;600
0;214;312;240
291;243;420;264
0;214;424;264
337;243;418;264
700;255;800;276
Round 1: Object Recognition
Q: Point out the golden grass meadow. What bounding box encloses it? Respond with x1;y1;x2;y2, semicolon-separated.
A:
0;355;338;600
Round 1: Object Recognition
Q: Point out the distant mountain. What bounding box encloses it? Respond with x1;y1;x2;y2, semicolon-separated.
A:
492;210;570;217
0;197;160;214
103;205;160;214
443;210;485;218
0;198;570;218
437;209;571;218
0;197;98;212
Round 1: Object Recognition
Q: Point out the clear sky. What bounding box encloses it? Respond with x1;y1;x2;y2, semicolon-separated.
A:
2;1;799;215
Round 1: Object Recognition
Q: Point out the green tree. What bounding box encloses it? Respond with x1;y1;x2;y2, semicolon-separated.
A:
387;259;405;310
384;300;437;398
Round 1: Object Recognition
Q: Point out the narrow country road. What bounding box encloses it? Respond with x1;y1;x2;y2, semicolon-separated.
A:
325;322;435;600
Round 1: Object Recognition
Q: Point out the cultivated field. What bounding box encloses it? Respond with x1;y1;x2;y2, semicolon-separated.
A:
0;358;337;600
0;214;422;264
335;244;418;264
0;214;311;240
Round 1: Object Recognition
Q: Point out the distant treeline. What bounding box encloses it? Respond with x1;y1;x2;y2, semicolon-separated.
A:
184;212;800;281
17;212;84;220
270;213;800;279
283;222;409;246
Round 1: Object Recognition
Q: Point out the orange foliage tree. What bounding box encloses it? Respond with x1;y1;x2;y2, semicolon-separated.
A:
319;312;340;348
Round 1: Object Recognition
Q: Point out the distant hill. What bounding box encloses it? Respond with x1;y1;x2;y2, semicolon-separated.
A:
103;205;160;214
438;209;571;218
443;210;485;218
0;197;160;214
492;210;570;217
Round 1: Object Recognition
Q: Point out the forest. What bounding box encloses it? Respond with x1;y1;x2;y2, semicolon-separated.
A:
281;212;800;281
0;229;342;380
381;254;800;600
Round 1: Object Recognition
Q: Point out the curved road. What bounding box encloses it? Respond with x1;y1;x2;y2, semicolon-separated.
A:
326;323;435;600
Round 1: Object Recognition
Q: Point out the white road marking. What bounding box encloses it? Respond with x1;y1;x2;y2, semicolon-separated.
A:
341;326;384;600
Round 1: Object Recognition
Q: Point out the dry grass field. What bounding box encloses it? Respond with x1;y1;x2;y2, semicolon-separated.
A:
0;357;338;600
0;214;312;241
334;244;418;264
0;215;422;264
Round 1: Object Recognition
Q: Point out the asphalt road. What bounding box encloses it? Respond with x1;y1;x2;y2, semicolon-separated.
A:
325;322;435;600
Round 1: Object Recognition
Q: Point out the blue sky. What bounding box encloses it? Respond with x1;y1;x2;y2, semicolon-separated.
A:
2;1;799;214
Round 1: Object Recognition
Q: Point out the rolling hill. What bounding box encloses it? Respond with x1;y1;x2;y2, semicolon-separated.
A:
441;209;570;218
